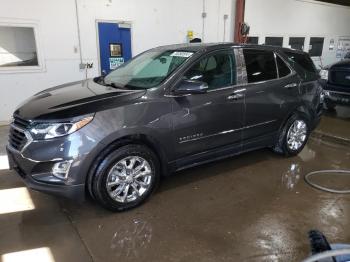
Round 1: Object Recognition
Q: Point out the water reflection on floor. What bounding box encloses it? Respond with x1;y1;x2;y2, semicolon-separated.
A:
0;125;350;261
318;105;350;141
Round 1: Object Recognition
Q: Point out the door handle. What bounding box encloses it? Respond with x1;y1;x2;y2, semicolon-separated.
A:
284;83;298;89
227;93;244;100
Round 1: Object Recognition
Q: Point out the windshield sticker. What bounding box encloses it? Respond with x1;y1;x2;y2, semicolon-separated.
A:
170;51;194;58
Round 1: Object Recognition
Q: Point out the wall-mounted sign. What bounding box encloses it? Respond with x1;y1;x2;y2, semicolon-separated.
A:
337;37;350;59
187;30;194;41
109;57;124;70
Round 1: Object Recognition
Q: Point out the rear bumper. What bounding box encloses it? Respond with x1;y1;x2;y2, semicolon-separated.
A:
7;146;85;201
310;90;323;130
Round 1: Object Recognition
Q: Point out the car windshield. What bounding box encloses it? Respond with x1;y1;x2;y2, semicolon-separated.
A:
104;50;195;89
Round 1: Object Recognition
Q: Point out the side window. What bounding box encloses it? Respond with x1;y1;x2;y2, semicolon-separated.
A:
276;55;291;78
284;51;317;81
184;51;236;90
243;49;277;83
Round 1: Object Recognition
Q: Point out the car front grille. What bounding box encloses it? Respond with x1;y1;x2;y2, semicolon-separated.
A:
329;69;350;87
9;115;31;151
13;114;31;129
329;91;350;99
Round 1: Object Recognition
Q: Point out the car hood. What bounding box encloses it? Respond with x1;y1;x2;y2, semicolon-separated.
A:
14;79;146;120
324;59;350;70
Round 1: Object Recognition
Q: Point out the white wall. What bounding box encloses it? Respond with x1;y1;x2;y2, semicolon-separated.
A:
245;0;350;68
0;0;235;123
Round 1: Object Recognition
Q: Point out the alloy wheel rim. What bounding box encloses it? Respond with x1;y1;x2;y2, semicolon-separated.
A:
287;120;307;151
106;156;152;203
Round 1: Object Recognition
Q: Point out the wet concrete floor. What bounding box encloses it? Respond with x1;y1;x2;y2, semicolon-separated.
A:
0;125;350;262
317;105;350;141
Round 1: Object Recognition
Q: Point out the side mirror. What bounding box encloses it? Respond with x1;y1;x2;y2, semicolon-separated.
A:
175;79;208;94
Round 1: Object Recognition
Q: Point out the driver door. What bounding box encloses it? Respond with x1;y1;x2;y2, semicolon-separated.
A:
170;49;244;161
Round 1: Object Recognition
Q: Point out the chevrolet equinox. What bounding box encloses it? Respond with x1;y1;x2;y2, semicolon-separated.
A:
7;43;323;211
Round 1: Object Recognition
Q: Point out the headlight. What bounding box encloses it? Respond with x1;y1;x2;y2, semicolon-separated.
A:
30;116;93;140
323;90;330;98
319;69;329;80
320;91;325;103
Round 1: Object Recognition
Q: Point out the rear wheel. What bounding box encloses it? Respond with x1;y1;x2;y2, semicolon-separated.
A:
91;144;160;211
273;113;310;156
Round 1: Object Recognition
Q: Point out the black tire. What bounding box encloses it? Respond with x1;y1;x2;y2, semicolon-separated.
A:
91;144;160;211
273;113;310;156
324;99;336;111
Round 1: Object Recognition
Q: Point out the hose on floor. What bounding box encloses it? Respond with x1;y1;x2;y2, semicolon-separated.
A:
301;249;350;262
304;170;350;194
303;170;350;261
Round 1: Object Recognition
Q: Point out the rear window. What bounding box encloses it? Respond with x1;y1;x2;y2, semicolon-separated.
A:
276;55;291;78
243;49;277;83
283;51;318;81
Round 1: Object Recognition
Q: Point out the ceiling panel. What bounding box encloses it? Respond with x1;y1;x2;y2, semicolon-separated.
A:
315;0;350;7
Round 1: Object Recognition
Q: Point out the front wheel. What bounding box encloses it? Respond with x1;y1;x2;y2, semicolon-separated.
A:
91;144;160;211
273;113;310;156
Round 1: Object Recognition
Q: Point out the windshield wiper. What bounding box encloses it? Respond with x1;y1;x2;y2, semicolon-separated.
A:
94;74;143;90
104;82;125;89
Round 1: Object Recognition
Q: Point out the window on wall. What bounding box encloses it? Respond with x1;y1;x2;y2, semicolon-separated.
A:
309;37;325;57
0;26;38;68
243;49;277;83
289;37;305;51
247;37;259;44
265;37;283;47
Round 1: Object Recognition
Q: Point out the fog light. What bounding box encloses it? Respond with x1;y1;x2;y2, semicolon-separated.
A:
52;160;72;180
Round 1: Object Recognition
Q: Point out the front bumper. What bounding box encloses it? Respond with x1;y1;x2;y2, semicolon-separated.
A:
322;82;350;105
6;119;106;201
324;91;350;105
7;146;86;201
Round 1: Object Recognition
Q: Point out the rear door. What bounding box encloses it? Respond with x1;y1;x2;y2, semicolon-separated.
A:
242;48;301;146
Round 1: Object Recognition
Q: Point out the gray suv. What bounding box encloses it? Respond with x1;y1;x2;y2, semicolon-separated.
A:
7;43;323;211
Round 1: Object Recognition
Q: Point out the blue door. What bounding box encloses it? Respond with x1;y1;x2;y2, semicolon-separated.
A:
98;22;132;74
